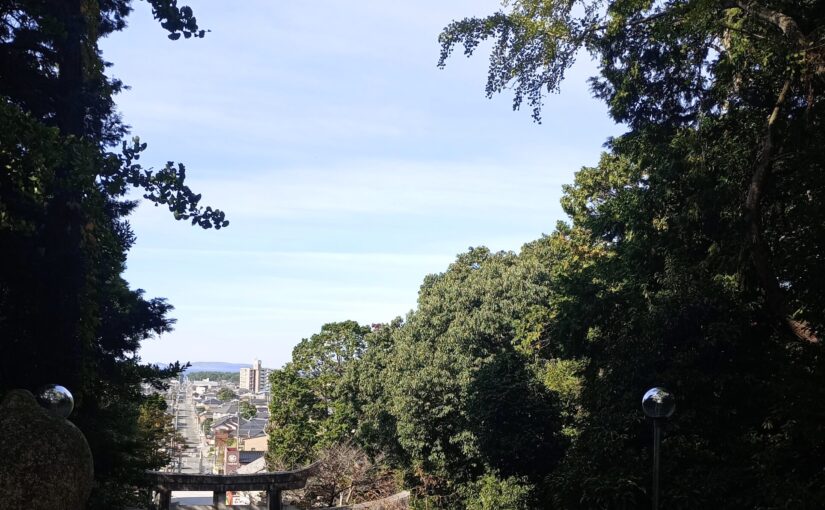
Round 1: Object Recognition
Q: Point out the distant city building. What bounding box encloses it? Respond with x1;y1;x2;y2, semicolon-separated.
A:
191;379;221;395
239;367;254;391
259;367;272;393
239;359;271;393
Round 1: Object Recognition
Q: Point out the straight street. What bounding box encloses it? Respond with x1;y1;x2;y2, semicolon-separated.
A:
169;380;212;474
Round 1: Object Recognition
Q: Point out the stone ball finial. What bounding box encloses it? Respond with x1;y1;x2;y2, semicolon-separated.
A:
0;389;94;510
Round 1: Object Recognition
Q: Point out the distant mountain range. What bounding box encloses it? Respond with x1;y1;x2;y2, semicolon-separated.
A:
184;361;252;373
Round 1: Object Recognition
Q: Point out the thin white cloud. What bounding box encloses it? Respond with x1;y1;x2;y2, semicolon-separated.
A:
133;248;454;265
106;0;619;366
168;158;573;219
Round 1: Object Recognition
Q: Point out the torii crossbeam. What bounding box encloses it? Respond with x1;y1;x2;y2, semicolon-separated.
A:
145;463;319;509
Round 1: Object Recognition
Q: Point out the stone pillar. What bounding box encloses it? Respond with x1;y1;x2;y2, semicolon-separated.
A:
0;390;94;510
214;490;224;507
267;487;282;510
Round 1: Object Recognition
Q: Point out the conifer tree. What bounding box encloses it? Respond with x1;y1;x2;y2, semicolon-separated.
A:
1;2;226;507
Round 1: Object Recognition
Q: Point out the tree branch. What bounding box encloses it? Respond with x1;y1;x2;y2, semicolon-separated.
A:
746;79;818;343
735;1;809;48
732;2;825;75
593;9;673;33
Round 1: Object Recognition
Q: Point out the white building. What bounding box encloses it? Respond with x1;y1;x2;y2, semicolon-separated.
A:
239;359;271;393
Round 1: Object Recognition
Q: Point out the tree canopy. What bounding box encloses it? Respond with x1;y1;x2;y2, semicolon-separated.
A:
438;1;825;506
266;321;370;469
271;2;825;508
239;400;257;420
217;387;238;402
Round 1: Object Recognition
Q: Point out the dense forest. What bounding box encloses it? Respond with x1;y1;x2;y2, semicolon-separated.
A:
266;1;825;508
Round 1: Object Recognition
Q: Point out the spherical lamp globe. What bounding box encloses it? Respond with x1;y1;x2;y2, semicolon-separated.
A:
642;387;675;419
36;384;75;418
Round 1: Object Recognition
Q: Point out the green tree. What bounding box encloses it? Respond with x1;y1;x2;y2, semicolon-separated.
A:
136;394;177;469
266;321;371;469
202;417;214;436
386;247;566;505
239;400;257;420
292;320;372;446
340;318;408;464
266;366;321;469
463;474;534;510
440;1;825;507
262;245;590;508
217;387;237;402
0;2;226;507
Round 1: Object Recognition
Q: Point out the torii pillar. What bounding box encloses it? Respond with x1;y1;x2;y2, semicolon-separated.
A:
267;487;282;510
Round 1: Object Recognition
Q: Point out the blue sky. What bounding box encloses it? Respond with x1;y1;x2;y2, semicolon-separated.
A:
101;1;620;369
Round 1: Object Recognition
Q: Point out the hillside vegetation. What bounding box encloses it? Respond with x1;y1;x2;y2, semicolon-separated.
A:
187;371;240;384
267;1;825;508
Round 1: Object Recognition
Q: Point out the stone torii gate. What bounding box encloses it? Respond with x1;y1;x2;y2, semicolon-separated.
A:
145;463;318;510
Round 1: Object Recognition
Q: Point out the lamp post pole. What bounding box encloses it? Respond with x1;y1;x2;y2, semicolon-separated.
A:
642;387;675;510
652;417;662;509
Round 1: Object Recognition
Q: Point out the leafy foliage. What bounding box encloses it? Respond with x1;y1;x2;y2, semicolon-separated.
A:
273;2;825;508
217;387;237;402
386;247;566;495
266;321;370;469
439;0;825;507
269;246;575;507
267;366;322;469
186;371;240;383
137;393;178;469
239;400;257;420
463;474;534;510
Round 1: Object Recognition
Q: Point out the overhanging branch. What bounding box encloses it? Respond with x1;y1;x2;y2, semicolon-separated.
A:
745;79;819;344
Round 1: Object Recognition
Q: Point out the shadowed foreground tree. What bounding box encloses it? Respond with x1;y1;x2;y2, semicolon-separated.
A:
440;0;825;507
0;1;226;507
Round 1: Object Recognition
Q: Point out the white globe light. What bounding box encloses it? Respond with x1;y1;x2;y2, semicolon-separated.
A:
36;384;75;418
642;387;675;419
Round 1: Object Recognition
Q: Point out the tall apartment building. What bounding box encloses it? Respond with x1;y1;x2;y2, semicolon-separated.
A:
239;366;254;391
239;359;270;393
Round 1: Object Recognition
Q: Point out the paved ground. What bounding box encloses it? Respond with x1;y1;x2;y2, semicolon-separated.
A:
171;491;213;505
168;382;213;474
171;490;298;509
